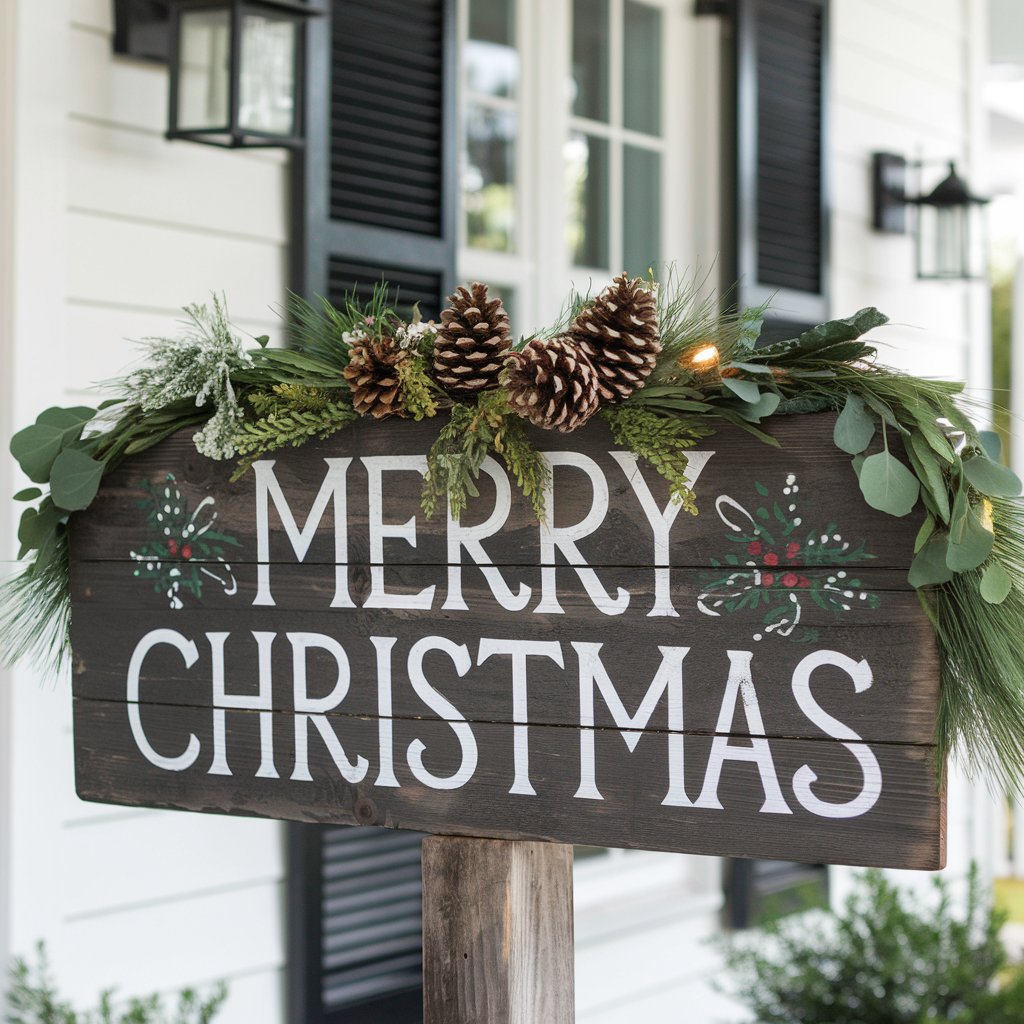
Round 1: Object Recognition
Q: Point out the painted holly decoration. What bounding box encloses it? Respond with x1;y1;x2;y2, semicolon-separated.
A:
130;474;240;609
698;473;881;642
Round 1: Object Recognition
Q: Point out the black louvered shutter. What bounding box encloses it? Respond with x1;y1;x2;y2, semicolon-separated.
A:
288;2;457;1022
720;0;831;925
729;0;830;334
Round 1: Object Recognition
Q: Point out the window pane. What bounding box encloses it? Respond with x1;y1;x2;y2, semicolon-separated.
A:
178;8;231;130
624;1;661;136
467;0;518;98
566;133;610;268
464;104;516;251
239;14;297;135
623;145;660;276
572;0;610;122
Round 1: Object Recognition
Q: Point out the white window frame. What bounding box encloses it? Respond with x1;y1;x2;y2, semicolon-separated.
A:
456;0;727;917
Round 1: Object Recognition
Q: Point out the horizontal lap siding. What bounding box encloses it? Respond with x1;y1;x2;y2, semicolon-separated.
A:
6;7;289;1022
830;0;975;384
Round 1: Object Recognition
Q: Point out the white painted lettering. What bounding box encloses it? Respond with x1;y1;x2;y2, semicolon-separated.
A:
791;650;882;818
695;651;793;814
477;638;564;795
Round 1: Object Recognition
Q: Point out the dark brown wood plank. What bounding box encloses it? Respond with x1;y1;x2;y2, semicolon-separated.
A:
70;561;939;744
422;837;574;1024
73;698;946;869
70;413;922;570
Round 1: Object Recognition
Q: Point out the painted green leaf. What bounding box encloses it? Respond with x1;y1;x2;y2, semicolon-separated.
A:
834;394;876;454
979;430;1002;462
49;449;105;511
721;378;761;404
908;533;954;588
962;454;1022;498
13;487;43;502
946;504;995;572
9;406;95;483
858;451;920;517
980;560;1012;605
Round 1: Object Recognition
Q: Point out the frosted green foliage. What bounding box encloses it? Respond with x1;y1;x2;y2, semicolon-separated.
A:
123;297;252;460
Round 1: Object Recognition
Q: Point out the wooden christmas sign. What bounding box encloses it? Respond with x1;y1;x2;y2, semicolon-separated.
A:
70;413;944;870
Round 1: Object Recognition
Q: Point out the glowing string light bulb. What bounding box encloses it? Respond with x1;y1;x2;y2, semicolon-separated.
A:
689;344;720;367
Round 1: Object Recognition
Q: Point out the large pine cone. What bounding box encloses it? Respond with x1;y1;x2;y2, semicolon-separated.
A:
433;282;512;395
506;336;601;432
568;273;660;403
344;336;407;419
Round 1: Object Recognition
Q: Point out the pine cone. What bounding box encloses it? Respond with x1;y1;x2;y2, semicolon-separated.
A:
506;336;601;432
433;282;512;395
569;273;661;403
344;336;407;419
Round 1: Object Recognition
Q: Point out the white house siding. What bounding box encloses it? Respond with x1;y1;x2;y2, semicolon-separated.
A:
0;1;997;1023
2;1;288;1019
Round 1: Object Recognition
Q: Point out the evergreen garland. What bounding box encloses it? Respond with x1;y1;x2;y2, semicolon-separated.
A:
3;270;1024;795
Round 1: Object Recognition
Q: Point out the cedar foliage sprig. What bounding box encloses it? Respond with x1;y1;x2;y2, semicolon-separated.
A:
230;384;357;480
601;405;713;515
397;354;440;421
421;391;549;521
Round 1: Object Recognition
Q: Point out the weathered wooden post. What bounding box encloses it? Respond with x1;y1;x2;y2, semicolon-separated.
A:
422;837;574;1024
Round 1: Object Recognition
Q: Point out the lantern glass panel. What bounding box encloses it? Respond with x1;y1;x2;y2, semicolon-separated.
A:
239;9;298;137
177;7;232;131
916;203;986;280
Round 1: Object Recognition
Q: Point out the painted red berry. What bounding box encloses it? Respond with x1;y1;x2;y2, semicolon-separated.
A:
747;541;763;556
181;545;193;559
762;573;775;587
763;552;779;566
782;571;799;588
786;542;801;560
167;539;178;556
797;575;811;588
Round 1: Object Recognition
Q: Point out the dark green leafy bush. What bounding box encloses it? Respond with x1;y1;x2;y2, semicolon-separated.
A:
6;943;227;1024
720;866;1024;1023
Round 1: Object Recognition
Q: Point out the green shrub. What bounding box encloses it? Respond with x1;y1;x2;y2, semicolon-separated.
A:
6;943;227;1024
720;865;1024;1023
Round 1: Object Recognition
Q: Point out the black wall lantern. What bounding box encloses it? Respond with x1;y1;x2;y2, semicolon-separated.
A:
113;1;314;147
872;153;990;281
166;0;313;148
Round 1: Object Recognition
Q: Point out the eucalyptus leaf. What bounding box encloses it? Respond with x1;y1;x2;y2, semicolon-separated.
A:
724;361;774;376
49;449;105;512
915;514;936;554
858;451;920;517
946;504;994;572
962;454;1022;498
908;533;954;588
13;487;43;502
905;434;950;523
834;394;876;454
851;454;866;479
950;487;969;544
909;409;955;464
721;378;761;404
979;430;1002;462
734;392;781;423
9;406;95;483
16;499;63;558
980;560;1013;605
